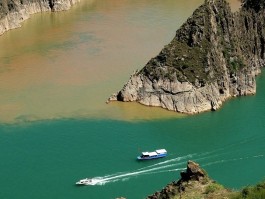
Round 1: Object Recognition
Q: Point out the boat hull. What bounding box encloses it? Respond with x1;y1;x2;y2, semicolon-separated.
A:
76;178;97;186
137;149;167;160
137;153;167;160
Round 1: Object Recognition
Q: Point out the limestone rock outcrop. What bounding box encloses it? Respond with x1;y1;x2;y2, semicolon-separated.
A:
180;160;206;181
0;0;80;35
146;160;229;199
108;0;265;114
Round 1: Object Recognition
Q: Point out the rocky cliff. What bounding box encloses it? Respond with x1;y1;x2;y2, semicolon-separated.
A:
145;160;265;199
0;0;80;35
116;160;265;199
146;160;231;199
108;0;265;114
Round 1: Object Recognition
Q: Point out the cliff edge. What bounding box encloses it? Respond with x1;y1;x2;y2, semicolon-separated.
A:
116;160;265;199
108;0;265;114
146;160;231;199
0;0;80;35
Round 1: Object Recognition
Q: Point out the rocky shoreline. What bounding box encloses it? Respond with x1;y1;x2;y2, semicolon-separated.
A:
117;160;265;199
146;160;230;199
108;0;265;114
0;0;81;35
116;160;233;199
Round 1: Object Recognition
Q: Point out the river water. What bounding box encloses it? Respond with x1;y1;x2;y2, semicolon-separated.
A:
1;0;265;199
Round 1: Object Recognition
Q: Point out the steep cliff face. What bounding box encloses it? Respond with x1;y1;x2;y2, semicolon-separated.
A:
0;0;80;35
108;0;265;114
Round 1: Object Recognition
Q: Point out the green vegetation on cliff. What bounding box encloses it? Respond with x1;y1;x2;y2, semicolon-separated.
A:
146;161;265;199
140;0;252;85
231;181;265;199
146;160;232;199
109;0;265;115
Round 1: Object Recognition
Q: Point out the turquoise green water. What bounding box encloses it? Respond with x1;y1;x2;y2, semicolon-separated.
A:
1;72;265;199
0;0;264;199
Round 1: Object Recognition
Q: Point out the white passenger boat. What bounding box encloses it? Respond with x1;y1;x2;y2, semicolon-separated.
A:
137;149;167;160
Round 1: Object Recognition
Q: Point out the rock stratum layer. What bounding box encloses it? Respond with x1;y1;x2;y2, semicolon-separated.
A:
108;0;265;114
0;0;80;35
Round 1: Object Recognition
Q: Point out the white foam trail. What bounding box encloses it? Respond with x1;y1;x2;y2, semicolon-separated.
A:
193;150;234;163
137;153;195;171
194;143;264;164
167;168;186;172
254;154;264;158
122;178;130;182
88;163;184;185
102;172;126;179
202;154;265;167
82;138;265;186
105;164;175;180
198;135;265;157
141;167;186;176
97;167;186;185
136;137;263;173
86;153;265;186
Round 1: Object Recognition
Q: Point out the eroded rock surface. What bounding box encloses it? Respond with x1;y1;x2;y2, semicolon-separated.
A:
108;0;265;114
0;0;81;35
146;160;230;199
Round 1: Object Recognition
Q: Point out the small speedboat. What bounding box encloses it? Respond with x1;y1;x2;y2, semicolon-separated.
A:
76;178;99;186
137;149;167;160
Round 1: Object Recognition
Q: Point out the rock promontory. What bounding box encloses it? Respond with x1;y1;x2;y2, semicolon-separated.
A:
116;160;265;199
108;0;265;114
146;160;230;199
0;0;81;35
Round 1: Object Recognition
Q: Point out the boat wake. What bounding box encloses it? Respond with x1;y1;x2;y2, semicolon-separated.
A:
202;154;265;167
137;153;195;171
80;164;186;186
77;137;265;186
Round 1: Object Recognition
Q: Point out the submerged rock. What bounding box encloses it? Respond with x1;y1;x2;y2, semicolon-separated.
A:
108;0;265;114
